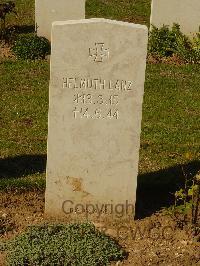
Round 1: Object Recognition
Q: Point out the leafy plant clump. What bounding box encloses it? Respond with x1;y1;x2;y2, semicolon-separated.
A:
148;24;200;63
4;222;127;266
0;215;15;235
167;169;200;240
12;34;50;60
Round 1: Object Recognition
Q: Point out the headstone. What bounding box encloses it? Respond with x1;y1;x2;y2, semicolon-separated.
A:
35;0;85;40
45;18;148;219
151;0;200;36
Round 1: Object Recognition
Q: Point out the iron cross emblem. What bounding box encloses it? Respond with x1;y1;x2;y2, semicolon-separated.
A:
89;43;109;63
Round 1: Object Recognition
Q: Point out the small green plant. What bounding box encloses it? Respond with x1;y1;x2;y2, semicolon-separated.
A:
175;32;200;63
0;214;15;235
12;34;50;60
4;222;127;265
148;24;179;57
168;168;200;238
148;23;200;63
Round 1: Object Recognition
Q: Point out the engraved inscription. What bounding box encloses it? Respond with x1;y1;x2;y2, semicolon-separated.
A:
62;76;134;120
73;94;119;105
72;93;119;120
63;77;133;91
73;107;119;120
89;43;109;62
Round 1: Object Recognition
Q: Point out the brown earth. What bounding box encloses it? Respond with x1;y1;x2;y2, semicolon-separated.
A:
0;191;199;266
147;54;185;65
0;42;14;61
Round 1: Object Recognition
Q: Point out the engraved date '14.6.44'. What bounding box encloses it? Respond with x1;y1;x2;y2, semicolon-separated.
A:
73;107;119;120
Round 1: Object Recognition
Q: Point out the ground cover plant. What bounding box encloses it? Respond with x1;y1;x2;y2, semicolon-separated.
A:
1;223;126;265
12;34;50;59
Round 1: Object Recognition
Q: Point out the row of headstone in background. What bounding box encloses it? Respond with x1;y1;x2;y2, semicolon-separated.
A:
151;0;200;36
45;18;148;217
35;0;200;41
40;0;199;218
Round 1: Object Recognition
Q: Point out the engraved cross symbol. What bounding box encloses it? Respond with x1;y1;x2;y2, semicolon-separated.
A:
89;43;109;63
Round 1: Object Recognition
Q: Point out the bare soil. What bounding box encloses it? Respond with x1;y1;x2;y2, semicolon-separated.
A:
0;42;14;61
0;191;199;266
147;54;185;65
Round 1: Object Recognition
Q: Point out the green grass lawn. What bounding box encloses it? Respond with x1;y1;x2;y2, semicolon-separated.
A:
6;0;151;28
0;0;200;191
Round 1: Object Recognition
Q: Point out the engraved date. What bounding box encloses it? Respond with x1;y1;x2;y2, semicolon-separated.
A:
73;93;119;106
73;107;119;120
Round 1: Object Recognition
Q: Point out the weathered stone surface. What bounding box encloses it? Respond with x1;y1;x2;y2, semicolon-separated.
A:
45;19;148;219
35;0;85;40
151;0;200;35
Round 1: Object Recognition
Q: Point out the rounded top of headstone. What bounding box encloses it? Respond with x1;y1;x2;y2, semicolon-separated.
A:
52;18;148;32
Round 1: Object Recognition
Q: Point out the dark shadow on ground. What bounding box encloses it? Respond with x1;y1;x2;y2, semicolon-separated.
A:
0;154;46;179
135;160;200;219
0;155;199;219
8;25;35;34
1;25;35;42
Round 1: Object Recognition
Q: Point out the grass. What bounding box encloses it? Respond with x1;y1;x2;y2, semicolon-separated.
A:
5;0;151;28
0;0;200;191
0;60;49;157
0;174;45;191
3;0;35;29
140;64;200;174
0;60;48;190
86;0;151;26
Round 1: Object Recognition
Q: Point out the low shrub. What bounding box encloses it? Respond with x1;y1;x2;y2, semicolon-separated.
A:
12;34;50;60
166;170;200;240
148;24;200;63
148;24;179;57
0;215;14;235
4;222;127;266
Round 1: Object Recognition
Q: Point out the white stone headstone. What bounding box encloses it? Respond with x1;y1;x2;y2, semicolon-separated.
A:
35;0;85;40
45;19;148;219
151;0;200;36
